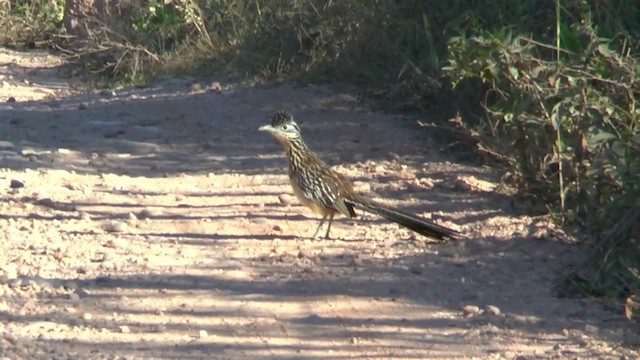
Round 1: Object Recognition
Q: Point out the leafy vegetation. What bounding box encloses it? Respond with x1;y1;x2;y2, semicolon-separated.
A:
0;0;64;47
0;0;638;319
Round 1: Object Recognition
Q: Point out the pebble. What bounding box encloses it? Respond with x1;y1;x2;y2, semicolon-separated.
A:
278;194;294;206
418;177;434;189
19;148;38;156
78;103;87;110
408;265;423;275
250;217;268;224
128;212;138;224
0;141;14;150
104;221;127;233
82;312;93;321
209;82;222;94
119;325;130;333
190;83;204;93
138;207;162;219
9;179;24;189
485;305;501;315
198;329;208;338
462;305;481;317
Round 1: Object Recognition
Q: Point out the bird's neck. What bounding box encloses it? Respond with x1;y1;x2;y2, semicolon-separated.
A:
283;137;312;171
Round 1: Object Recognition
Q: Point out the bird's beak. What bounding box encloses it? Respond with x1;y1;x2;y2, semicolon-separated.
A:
259;124;274;132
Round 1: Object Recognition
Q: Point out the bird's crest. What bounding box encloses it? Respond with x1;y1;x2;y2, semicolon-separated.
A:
272;110;295;126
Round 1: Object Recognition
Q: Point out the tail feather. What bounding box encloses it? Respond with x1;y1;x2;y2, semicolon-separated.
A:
345;195;461;240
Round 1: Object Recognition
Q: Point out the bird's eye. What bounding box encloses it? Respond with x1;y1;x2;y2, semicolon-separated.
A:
283;124;298;132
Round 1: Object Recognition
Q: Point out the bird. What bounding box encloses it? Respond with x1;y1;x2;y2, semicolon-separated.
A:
259;110;461;241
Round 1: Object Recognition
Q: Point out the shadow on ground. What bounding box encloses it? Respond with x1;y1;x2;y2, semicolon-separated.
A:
1;56;637;359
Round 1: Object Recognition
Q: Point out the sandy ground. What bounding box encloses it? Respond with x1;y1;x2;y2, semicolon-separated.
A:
0;47;638;360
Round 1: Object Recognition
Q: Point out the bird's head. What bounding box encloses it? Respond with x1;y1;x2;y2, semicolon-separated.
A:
259;110;302;141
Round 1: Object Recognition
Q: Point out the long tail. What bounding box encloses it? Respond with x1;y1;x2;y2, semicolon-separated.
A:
345;195;461;240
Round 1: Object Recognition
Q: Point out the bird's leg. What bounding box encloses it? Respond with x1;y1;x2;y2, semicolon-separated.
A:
324;213;335;239
312;214;327;240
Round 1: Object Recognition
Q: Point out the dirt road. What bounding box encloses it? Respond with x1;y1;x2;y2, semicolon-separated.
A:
0;47;638;359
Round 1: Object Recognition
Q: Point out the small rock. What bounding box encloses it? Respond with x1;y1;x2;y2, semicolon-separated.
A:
278;194;294;206
418;177;434;189
462;305;481;317
78;103;87;110
553;343;562;350
0;141;14;150
561;328;569;337
9;179;24;189
198;329;208;338
2;332;17;345
19;148;37;156
190;83;203;93
272;225;282;231
408;265;423;275
82;312;93;321
119;325;130;333
209;82;222;94
138;207;162;219
127;212;138;226
6;96;16;103
251;217;268;224
485;305;501;315
104;221;127;233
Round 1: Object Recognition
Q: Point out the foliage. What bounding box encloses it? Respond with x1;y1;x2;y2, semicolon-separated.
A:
443;1;639;316
0;0;64;47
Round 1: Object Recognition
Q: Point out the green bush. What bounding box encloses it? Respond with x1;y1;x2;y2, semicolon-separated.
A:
443;1;639;316
0;0;64;47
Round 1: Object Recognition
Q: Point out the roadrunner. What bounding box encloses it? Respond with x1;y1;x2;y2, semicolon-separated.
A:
259;110;461;240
